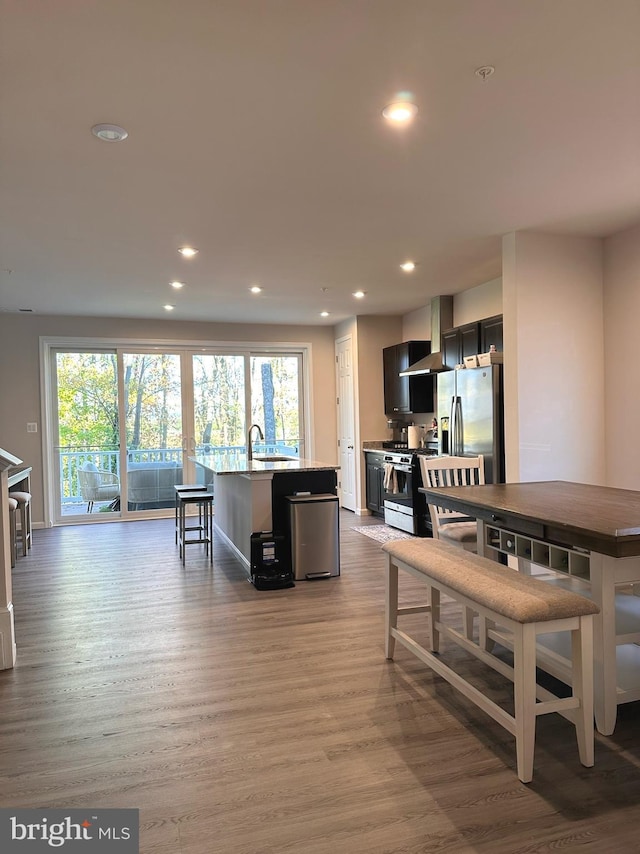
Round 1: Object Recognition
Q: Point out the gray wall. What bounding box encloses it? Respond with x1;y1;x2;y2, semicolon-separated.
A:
0;313;338;526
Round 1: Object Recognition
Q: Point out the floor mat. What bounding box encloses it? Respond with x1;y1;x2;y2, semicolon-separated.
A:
352;524;414;543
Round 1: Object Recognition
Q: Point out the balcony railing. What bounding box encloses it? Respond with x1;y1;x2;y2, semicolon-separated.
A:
59;441;300;504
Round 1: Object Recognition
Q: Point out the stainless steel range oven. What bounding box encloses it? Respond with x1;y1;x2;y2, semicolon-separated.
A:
383;447;439;536
382;453;415;534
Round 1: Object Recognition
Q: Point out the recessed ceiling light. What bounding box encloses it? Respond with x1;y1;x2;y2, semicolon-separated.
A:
250;285;263;294
91;124;128;142
163;304;175;311
178;246;199;258
320;311;330;317
170;281;185;290
382;101;418;125
353;290;366;299
400;261;416;272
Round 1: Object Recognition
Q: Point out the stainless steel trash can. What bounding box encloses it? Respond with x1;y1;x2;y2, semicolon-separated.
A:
286;493;340;580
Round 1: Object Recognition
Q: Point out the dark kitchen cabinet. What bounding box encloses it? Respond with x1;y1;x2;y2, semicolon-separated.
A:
442;315;504;368
480;314;503;354
383;341;435;415
365;451;386;516
442;322;480;369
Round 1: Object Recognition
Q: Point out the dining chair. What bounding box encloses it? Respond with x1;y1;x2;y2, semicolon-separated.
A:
7;495;18;567
418;454;485;552
8;490;32;556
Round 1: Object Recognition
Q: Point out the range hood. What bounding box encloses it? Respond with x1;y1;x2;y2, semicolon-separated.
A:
400;295;454;376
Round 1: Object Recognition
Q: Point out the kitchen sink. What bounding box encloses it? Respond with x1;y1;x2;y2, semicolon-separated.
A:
253;455;296;462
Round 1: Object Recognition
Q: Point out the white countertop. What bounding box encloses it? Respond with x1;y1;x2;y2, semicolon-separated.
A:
190;454;339;476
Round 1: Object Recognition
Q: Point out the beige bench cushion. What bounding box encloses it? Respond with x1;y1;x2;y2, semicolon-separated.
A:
383;538;600;624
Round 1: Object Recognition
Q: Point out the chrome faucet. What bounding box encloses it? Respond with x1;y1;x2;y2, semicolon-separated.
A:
247;423;264;461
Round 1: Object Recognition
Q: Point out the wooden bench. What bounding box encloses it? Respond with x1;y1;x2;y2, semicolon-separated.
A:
382;538;600;783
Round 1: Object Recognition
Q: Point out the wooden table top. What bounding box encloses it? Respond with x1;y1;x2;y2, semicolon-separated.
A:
419;480;640;558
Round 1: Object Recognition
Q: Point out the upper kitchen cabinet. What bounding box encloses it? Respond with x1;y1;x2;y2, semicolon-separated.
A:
383;341;434;415
442;315;504;368
442;322;481;369
480;314;504;354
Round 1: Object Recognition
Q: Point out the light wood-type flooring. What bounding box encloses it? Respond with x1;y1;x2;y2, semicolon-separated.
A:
2;513;640;853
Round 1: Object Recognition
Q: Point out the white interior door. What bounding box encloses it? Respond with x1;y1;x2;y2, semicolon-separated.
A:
336;336;356;511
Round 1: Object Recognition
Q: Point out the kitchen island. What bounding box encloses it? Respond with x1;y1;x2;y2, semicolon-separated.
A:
190;454;339;571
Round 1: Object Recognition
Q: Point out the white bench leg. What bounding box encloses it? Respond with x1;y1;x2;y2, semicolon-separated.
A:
572;615;595;767
513;622;537;784
428;584;440;653
478;615;496;653
385;556;398;660
463;606;474;640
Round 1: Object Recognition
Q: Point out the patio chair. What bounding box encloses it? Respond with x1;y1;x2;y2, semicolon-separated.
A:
78;461;120;513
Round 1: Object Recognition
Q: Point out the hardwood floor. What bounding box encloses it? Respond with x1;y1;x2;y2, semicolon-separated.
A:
2;513;640;853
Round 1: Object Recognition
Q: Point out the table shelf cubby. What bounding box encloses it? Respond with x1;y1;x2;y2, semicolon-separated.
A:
485;526;590;580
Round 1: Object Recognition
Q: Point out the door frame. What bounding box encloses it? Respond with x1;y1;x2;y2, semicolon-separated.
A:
335;334;358;512
40;336;313;526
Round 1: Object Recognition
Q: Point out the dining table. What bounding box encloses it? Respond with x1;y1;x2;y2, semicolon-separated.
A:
419;479;640;736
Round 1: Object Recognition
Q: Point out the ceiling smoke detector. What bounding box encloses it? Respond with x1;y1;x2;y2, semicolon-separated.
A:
474;66;495;80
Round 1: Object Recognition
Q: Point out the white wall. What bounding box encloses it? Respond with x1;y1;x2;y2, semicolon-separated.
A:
0;313;338;526
454;278;503;327
402;305;430;341
355;315;402;445
401;279;503;342
603;222;640;488
502;231;604;484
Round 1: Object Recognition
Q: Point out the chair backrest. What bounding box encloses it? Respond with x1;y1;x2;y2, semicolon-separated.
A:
78;462;100;498
418;455;485;536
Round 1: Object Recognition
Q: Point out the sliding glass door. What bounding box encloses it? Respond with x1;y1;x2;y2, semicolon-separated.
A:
49;344;305;523
53;350;121;519
123;353;183;512
191;354;246;469
188;352;303;470
250;354;303;457
52;349;185;519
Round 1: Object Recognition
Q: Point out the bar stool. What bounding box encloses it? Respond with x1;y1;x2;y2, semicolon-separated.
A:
175;488;214;566
9;491;31;556
7;496;18;568
174;484;208;544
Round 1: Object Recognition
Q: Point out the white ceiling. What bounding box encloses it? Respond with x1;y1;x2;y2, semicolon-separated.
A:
1;0;639;326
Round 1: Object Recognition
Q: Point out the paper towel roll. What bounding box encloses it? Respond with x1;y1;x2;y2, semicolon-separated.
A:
408;425;421;449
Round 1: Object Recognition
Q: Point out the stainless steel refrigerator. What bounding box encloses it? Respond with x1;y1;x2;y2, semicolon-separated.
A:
437;365;504;484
